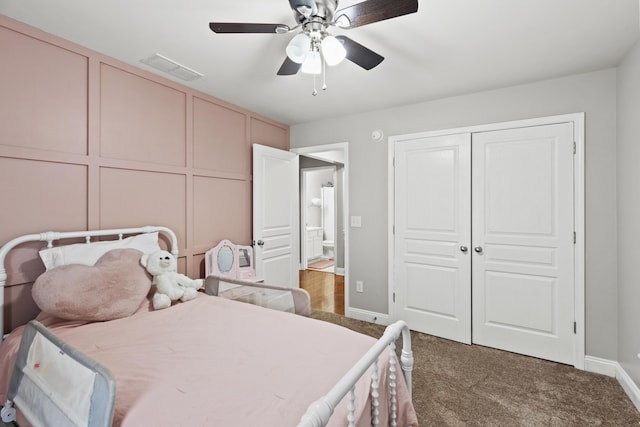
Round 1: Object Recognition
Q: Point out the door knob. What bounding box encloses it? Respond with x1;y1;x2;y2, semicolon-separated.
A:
254;240;265;247
474;246;483;254
460;246;468;253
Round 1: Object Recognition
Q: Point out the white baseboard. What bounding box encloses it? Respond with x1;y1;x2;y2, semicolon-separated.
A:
584;356;618;377
584;356;640;412
616;363;640;412
335;267;345;276
346;308;390;326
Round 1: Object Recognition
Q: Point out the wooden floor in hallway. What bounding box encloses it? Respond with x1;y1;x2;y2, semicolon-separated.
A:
299;269;344;315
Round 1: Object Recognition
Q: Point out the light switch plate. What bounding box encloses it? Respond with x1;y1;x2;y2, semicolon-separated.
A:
350;216;362;227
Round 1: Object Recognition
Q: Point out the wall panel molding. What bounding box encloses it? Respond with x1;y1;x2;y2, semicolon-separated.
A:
99;63;188;167
0;26;88;155
0;16;289;332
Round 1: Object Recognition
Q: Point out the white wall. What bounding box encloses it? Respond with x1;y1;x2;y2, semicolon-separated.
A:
291;69;618;360
617;38;640;384
305;169;333;228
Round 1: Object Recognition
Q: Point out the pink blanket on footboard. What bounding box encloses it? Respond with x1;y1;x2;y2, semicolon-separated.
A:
0;294;418;426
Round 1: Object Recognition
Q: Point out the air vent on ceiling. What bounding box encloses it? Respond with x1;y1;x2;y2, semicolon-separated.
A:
140;53;204;81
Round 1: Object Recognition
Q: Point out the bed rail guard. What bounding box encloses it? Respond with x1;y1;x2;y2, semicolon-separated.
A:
297;320;413;427
204;275;312;317
0;226;178;340
2;320;116;427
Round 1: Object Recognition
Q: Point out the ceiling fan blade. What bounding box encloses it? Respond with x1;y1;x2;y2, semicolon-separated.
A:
277;57;302;75
336;36;384;70
209;22;290;34
334;0;418;28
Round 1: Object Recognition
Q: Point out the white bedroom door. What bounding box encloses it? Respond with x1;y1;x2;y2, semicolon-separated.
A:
394;133;472;344
252;144;300;288
471;123;575;364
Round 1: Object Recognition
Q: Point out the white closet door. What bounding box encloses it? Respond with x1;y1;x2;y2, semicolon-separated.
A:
394;133;472;344
471;123;575;364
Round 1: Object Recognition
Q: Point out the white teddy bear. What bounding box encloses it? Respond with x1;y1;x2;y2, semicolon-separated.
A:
141;250;204;310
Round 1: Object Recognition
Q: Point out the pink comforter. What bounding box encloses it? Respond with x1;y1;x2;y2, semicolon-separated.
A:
0;294;418;426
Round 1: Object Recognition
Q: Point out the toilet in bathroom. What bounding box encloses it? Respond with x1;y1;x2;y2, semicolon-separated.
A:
322;240;334;259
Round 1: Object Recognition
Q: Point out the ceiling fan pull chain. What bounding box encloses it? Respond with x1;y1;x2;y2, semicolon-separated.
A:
312;74;318;96
322;57;327;91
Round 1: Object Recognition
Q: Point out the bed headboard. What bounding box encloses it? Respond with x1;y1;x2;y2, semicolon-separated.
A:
0;226;178;339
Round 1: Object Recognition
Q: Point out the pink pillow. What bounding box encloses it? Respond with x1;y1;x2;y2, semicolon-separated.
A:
32;248;152;321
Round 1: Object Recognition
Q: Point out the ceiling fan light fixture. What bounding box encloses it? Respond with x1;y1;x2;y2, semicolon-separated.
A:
301;50;322;74
321;35;346;66
286;33;311;63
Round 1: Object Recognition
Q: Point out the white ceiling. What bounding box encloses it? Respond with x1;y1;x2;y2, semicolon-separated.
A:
1;0;638;125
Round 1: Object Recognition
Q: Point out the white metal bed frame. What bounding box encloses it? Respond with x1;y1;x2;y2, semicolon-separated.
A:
0;226;414;427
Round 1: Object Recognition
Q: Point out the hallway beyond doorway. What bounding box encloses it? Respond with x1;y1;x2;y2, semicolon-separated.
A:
300;270;344;315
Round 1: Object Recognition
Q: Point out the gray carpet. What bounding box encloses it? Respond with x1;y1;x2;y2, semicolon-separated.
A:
312;310;640;426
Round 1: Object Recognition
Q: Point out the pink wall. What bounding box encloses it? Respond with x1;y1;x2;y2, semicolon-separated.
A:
0;16;289;333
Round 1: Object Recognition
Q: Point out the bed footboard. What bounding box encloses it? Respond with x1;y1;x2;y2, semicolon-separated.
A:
297;320;414;427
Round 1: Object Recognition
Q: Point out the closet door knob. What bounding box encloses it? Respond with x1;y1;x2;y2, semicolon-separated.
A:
253;240;265;247
460;246;468;253
474;246;483;254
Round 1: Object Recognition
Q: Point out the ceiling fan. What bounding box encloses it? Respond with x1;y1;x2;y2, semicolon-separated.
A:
209;0;418;83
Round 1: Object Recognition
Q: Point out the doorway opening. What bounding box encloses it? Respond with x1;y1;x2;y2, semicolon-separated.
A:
292;143;349;316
